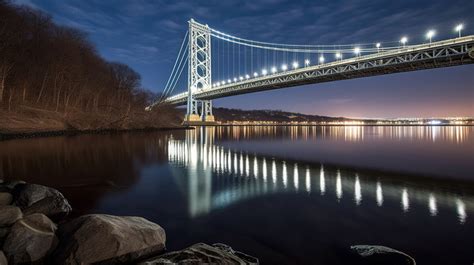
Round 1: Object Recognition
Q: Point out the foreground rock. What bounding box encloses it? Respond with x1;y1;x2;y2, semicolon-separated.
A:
0;251;7;265
139;243;259;265
12;183;72;220
53;214;166;265
3;213;58;264
0;206;22;227
350;245;416;265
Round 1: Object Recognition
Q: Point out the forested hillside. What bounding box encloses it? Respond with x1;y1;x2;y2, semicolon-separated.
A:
0;0;179;134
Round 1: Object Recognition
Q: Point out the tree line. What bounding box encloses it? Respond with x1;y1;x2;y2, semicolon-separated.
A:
0;1;172;126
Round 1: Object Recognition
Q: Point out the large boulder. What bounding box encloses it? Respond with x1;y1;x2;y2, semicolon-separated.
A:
3;213;58;264
0;192;12;206
53;214;166;265
350;245;416;265
0;206;22;227
139;243;259;265
13;184;71;220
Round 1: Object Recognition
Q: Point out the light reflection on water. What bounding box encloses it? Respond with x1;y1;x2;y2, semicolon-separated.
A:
214;125;470;143
168;128;473;224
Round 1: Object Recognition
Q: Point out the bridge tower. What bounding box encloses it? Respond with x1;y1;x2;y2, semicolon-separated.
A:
185;19;215;124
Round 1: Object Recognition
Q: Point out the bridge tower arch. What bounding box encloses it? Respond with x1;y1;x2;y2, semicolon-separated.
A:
186;19;214;124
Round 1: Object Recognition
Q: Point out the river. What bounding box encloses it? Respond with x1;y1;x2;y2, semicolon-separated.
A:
1;126;473;264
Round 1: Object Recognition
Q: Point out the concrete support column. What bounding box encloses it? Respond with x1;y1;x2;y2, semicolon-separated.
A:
201;100;214;122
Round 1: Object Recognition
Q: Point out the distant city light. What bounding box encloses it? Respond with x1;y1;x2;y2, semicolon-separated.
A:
262;69;268;75
245;74;250;79
271;66;277;73
400;36;408;47
426;30;435;43
455;23;464;37
428;120;442;125
319;55;325;63
281;64;288;71
292;61;299;69
304;59;310;66
253;72;258;77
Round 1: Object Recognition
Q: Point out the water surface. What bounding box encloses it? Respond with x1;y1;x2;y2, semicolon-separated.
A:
1;126;473;264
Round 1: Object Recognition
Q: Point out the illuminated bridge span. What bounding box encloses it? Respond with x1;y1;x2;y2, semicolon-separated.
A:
167;129;472;221
149;19;474;124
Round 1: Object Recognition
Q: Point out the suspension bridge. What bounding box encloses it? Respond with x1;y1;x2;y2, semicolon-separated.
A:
148;19;474;124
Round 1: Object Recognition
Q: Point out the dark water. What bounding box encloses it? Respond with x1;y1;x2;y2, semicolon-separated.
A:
1;126;473;265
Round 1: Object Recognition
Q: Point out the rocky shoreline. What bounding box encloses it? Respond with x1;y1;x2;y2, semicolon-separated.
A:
0;180;416;265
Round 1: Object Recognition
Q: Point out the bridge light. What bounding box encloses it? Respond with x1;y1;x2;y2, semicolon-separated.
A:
335;52;342;59
281;64;288;71
271;66;277;73
376;43;381;48
400;36;408;47
239;76;243;81
245;74;250;79
222;80;226;85
262;69;268;76
292;61;299;69
455;24;464;37
353;47;361;56
216;82;221;86
233;77;237;82
426;30;435;43
253;72;259;77
227;79;232;83
319;55;325;64
304;59;310;66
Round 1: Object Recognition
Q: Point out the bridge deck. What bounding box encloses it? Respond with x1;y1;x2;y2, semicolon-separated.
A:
164;36;474;106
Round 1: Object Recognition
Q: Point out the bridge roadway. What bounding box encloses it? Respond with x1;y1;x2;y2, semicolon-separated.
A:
164;35;474;105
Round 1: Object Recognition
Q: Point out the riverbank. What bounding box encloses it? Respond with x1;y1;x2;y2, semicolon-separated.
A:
0;105;186;141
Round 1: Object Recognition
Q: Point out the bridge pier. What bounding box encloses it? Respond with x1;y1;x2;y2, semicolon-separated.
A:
201;100;215;122
184;99;215;125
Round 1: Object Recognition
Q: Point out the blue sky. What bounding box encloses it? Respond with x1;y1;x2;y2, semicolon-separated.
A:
14;0;474;118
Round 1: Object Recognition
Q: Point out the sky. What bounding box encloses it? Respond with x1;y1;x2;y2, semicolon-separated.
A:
14;0;474;118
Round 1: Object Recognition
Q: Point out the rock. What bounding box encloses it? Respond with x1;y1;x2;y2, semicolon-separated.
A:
0;206;22;227
23;195;72;221
0;193;12;206
139;243;259;265
3;213;58;264
0;251;7;265
53;214;166;265
13;184;71;220
350;245;416;265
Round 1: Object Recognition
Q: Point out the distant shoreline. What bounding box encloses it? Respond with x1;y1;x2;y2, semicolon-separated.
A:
212;123;474;127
